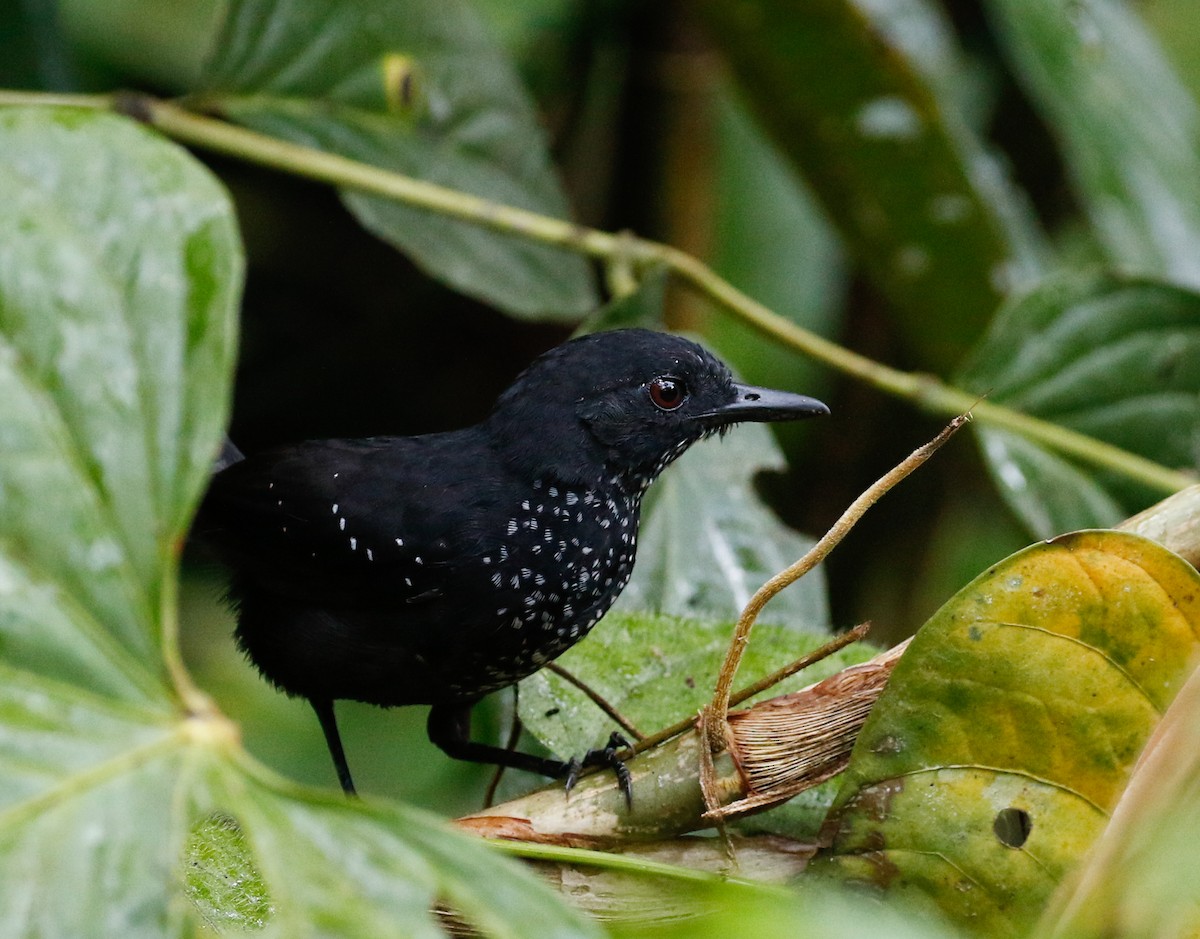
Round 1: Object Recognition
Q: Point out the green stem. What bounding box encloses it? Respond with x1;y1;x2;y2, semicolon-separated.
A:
159;554;214;716
485;837;791;893
0;88;1191;494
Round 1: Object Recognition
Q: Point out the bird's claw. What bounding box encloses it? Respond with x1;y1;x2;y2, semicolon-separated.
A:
562;732;634;809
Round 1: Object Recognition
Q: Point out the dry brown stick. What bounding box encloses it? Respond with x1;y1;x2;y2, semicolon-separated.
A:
726;621;872;710
705;413;971;753
545;662;647;741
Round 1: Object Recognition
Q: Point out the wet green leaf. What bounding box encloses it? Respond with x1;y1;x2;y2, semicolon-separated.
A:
985;0;1200;287
0;104;240;935
813;530;1200;936
0;105;240;693
958;273;1200;537
201;0;597;321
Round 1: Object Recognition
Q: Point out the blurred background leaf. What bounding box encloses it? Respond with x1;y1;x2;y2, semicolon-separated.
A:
697;0;1046;371
613;422;829;628
984;0;1200;287
200;0;599;321
958;273;1200;538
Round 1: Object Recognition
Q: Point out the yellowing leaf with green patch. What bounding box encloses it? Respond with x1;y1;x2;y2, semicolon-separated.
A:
811;530;1200;937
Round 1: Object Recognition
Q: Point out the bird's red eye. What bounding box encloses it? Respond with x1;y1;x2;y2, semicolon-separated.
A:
648;376;687;411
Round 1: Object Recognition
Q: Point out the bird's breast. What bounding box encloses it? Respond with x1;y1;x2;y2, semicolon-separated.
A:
440;478;643;697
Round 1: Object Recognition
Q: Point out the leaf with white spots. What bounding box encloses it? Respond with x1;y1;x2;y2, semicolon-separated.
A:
985;0;1200;288
957;273;1200;538
697;0;1046;370
614;422;830;631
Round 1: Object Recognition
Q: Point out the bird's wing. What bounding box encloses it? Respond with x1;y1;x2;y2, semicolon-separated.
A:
197;435;495;606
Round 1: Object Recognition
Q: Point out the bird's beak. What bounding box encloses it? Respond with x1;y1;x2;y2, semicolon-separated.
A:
693;383;830;426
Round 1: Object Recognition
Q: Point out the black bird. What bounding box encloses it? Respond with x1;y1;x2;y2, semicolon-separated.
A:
197;329;828;797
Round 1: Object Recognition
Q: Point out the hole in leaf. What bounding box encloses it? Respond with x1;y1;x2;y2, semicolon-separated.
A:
993;807;1032;848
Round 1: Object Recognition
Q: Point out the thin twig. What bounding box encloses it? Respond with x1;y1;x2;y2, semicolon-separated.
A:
726;621;872;710
544;662;646;741
705;414;970;754
624;626;872;758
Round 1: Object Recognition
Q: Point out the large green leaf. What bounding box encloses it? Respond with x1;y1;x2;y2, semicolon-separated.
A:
200;0;597;321
0;106;600;938
0;104;241;688
957;273;1200;538
613;422;830;629
985;0;1200;287
0;103;239;934
698;0;1045;369
812;530;1200;936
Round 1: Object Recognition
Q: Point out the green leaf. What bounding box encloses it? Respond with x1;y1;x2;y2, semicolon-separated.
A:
698;0;1045;370
201;0;598;321
957;273;1200;537
197;765;604;939
614;422;830;629
984;0;1200;287
520;611;870;759
0;106;598;937
1038;661;1200;939
611;878;965;939
0;105;241;690
812;530;1200;936
0;103;240;934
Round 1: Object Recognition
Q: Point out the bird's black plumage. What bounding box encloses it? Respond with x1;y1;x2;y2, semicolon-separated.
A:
197;329;828;797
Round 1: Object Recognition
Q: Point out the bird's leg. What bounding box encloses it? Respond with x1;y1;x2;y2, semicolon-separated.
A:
566;732;634;809
427;701;569;776
310;697;357;796
427;703;634;806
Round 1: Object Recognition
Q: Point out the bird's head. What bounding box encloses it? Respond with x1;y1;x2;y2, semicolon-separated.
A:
486;329;829;488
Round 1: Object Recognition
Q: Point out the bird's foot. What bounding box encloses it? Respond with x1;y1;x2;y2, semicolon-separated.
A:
563;732;634;808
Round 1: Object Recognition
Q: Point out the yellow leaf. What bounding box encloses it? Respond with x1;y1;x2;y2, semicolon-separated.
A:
811;531;1200;936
